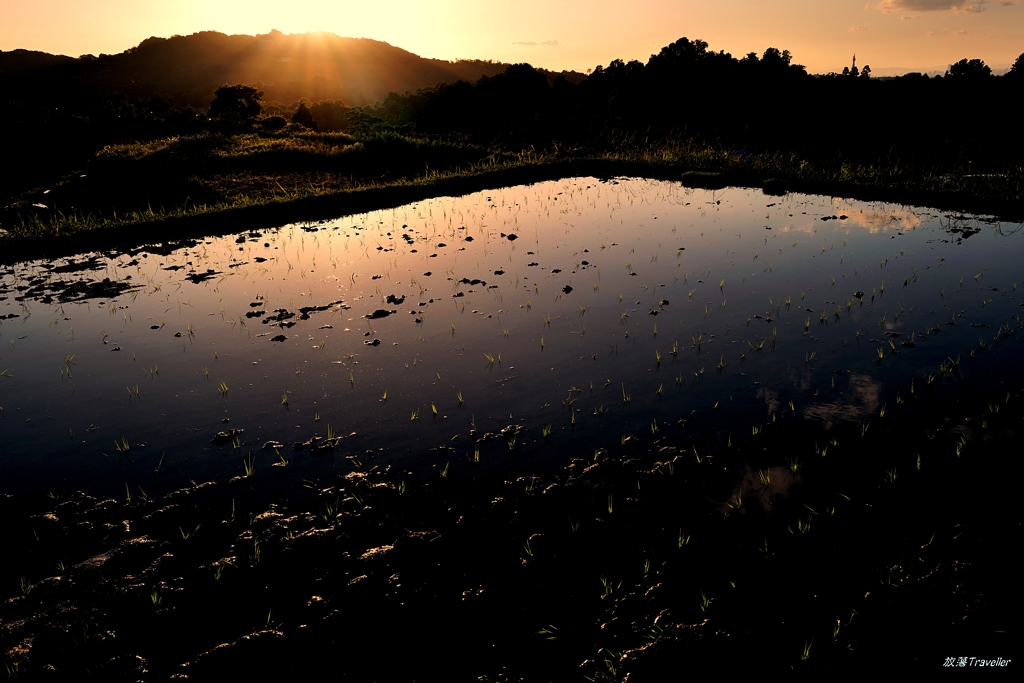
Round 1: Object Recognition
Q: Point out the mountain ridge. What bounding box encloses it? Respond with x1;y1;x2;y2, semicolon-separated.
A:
0;29;586;107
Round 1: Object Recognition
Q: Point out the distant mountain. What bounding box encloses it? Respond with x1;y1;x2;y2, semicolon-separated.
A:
0;30;584;107
0;49;77;75
867;63;1013;78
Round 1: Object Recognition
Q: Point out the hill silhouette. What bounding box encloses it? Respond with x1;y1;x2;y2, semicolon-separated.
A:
0;29;582;107
0;30;582;194
0;49;76;75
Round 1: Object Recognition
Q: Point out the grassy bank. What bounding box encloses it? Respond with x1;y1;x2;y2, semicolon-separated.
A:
2;130;1021;262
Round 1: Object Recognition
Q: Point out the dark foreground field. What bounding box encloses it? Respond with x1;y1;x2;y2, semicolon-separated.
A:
3;331;1020;680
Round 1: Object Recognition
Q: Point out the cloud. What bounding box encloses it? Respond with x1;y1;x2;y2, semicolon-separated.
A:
999;0;1019;5
509;39;561;47
900;14;921;19
850;25;869;31
876;0;986;11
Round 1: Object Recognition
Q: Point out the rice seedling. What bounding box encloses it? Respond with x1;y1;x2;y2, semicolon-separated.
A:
281;393;289;406
792;514;812;535
179;523;200;540
697;589;712;613
243;454;255;477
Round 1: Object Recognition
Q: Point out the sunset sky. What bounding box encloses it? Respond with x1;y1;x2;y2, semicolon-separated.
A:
3;0;1022;75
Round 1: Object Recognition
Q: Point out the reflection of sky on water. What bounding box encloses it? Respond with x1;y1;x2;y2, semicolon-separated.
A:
0;177;1021;498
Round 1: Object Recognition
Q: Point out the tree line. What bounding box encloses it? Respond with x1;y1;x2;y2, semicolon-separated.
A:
3;37;1022;199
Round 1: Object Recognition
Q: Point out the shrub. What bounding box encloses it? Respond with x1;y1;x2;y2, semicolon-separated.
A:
260;116;288;131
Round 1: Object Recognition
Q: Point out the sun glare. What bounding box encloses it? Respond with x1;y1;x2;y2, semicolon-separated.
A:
2;0;1021;74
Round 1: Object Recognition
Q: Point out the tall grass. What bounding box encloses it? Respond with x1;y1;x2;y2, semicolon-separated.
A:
4;130;1019;245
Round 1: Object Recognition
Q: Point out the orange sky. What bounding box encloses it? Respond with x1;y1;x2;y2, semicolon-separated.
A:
2;0;1022;75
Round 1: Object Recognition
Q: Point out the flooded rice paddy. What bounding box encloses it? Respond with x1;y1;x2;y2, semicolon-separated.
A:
1;177;1021;497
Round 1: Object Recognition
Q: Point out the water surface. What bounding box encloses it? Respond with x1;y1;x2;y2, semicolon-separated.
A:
2;177;1021;497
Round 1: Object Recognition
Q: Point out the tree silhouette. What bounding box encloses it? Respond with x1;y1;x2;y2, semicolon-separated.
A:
760;47;792;74
208;85;263;126
1009;53;1024;80
291;102;318;130
309;101;349;131
945;58;991;80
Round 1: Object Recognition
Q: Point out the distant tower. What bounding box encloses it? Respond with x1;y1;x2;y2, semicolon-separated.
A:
850;54;859;77
852;54;856;70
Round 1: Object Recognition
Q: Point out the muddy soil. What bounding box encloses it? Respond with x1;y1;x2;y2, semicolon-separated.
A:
2;371;1018;680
